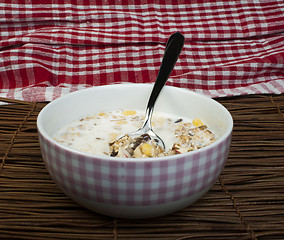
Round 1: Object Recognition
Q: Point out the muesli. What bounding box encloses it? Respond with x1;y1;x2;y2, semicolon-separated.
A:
53;109;216;158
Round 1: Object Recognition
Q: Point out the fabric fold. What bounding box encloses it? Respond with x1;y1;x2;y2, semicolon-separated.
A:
1;1;284;102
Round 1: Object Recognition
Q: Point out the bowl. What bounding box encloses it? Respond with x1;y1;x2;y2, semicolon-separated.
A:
37;83;233;219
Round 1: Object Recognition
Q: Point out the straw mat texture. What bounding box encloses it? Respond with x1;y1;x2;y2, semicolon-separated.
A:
0;94;284;240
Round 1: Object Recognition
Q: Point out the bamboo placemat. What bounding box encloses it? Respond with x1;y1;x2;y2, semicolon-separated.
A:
0;94;284;240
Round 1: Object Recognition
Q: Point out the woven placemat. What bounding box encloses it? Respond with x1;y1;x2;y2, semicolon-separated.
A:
0;95;284;240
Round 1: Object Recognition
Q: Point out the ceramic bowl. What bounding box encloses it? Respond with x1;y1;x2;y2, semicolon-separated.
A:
37;83;233;219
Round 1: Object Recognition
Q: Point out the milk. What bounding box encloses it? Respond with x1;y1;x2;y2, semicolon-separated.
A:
53;109;191;156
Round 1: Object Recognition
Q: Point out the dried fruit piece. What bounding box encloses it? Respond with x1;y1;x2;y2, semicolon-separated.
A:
116;120;127;124
192;118;203;127
141;143;153;157
122;110;137;116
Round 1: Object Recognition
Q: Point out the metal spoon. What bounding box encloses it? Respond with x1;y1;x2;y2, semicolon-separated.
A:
120;32;184;149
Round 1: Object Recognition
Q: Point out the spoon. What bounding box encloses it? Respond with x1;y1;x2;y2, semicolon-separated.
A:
120;32;185;149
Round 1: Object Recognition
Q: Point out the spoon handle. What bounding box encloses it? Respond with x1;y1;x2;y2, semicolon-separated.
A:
146;32;185;116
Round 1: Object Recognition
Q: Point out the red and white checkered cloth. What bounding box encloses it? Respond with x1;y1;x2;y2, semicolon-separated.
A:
1;0;284;102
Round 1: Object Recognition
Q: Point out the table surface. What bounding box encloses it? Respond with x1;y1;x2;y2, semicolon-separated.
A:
0;94;284;240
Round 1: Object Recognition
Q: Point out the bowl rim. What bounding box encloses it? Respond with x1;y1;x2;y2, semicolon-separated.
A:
37;83;233;162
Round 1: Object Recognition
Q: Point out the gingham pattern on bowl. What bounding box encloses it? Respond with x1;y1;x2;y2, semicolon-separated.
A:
39;132;231;206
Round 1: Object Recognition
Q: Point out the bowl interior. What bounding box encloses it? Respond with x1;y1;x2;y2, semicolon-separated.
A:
37;83;233;155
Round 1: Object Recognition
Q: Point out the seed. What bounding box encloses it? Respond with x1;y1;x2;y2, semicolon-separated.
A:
175;118;183;123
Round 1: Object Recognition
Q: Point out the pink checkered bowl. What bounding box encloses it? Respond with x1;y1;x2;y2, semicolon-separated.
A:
37;83;233;219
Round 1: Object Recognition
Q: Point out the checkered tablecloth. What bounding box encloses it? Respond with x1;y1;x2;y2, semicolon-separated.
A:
1;0;284;102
